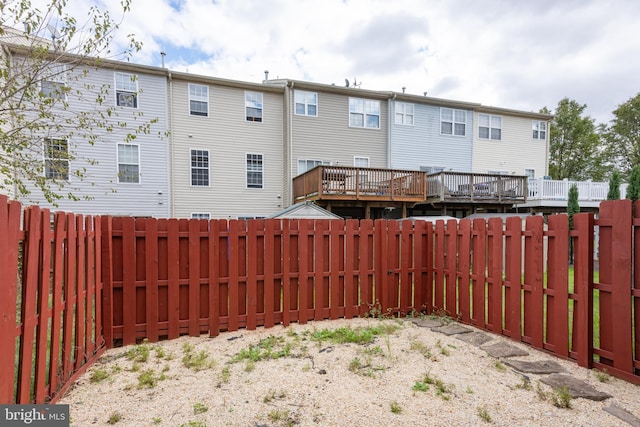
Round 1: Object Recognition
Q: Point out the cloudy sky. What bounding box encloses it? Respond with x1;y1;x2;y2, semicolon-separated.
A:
23;0;640;125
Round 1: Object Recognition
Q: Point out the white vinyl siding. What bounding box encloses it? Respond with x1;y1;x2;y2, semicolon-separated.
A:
245;91;263;122
117;143;140;183
479;114;502;140
441;108;466;136
115;72;138;108
294;90;318;116
394;102;414;125
189;84;209;116
349;98;380;129
246;153;263;188
190;149;209;186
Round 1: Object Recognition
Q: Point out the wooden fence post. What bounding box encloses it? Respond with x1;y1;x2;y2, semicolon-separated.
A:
573;212;594;369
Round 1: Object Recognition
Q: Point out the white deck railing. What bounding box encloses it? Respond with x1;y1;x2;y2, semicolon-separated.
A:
528;178;628;201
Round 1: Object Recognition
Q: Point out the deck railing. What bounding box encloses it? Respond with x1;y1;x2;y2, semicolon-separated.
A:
292;165;426;203
426;172;528;204
528;178;628;201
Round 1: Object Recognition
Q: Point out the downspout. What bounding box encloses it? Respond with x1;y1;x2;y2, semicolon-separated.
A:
545;119;551;177
285;81;294;207
167;70;175;217
2;44;19;199
388;93;396;169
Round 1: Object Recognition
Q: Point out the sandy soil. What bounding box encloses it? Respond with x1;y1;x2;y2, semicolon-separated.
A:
58;317;640;427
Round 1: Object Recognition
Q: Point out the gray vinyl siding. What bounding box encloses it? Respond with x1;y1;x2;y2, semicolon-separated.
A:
170;80;284;219
390;103;473;172
18;62;170;217
289;90;388;176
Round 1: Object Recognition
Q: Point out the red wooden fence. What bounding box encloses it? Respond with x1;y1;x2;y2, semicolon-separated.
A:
2;197;640;404
0;195;103;404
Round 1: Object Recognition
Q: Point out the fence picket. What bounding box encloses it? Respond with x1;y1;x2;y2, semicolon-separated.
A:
457;219;471;323
34;209;52;403
504;216;522;340
471;219;486;328
546;214;569;356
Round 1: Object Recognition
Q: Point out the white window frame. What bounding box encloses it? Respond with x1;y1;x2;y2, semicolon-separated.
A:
532;120;547;140
525;168;535;180
117;143;140;183
349;98;380;129
394;102;414;125
44;138;69;180
190;149;210;186
191;212;211;220
115;72;138;108
441;108;466;136
246;153;264;189
41;64;67;100
294;90;318;117
353;156;370;168
479;114;502;140
297;159;328;175
245;91;263;122
189;84;209;117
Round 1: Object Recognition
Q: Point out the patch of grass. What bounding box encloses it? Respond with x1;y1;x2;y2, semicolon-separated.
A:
409;340;432;358
494;360;507;372
551;386;573;409
390;401;402;414
107;412;122;424
267;408;298;426
435;339;450;356
220;366;230;383
193;402;208;414
466;386;474;394
152;417;162;424
125;341;151;363
412;381;429;392
311;323;400;346
179;422;207;427
89;368;109;383
245;360;256;372
593;369;611;383
137;369;166;389
511;376;532;391
419;371;454;400
182;343;215;371
231;335;293;364
477;406;492;423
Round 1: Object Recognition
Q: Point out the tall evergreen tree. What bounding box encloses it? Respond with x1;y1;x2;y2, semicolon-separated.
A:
567;184;580;229
607;171;621;200
626;166;640;201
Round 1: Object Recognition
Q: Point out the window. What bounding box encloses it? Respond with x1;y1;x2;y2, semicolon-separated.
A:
394;102;414;125
479;114;502;140
298;159;328;175
246;153;263;188
349;98;380;129
191;213;211;220
191;149;209;186
294;90;317;116
41;64;67;99
532;121;547;140
117;144;140;183
245;91;263;122
441;108;466;136
353;156;370;168
115;72;138;108
420;166;445;174
44;138;69;180
189;84;209;116
525;168;535;180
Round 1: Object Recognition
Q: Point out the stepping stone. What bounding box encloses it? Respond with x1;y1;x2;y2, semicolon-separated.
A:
409;317;446;328
502;359;567;374
540;374;611;401
603;404;640;427
480;342;529;358
432;324;473;335
455;331;494;347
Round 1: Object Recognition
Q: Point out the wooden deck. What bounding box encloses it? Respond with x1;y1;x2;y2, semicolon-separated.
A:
426;172;528;204
293;166;427;204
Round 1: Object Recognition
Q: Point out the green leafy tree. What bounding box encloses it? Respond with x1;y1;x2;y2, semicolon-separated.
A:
546;98;605;181
0;0;159;204
607;170;621;200
605;93;640;178
567;184;580;229
626;166;640;201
